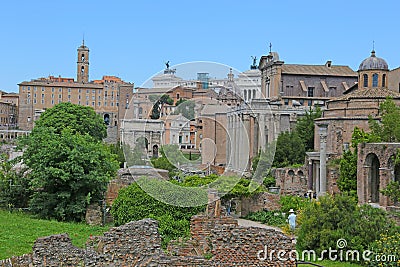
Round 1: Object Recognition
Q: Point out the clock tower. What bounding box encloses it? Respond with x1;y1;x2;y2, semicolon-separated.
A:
77;40;89;83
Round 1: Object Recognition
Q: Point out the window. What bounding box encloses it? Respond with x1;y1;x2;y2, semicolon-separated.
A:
382;74;386;87
284;99;289;105
58;88;62;92
51;87;54;92
79;95;81;99
177;93;180;99
92;102;95;106
98;102;101;106
363;74;368;87
41;87;45;92
307;87;314;97
372;73;378;87
92;90;95;94
52;94;54;98
51;100;54;105
41;99;44;104
308;100;312;106
59;95;62;99
68;88;71;93
78;89;81;93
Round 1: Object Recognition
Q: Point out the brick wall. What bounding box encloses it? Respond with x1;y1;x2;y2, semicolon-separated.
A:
239;192;281;217
274;167;308;196
169;215;295;266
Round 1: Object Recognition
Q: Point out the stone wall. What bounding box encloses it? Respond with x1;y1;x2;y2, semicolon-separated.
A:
1;216;295;266
239;192;281;217
274;167;308;196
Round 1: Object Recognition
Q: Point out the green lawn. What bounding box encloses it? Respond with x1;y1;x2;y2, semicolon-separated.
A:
0;209;109;260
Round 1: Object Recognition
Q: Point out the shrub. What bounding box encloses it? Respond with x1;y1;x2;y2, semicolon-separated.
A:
367;232;400;266
111;179;205;248
296;194;397;260
244;210;286;227
279;195;311;213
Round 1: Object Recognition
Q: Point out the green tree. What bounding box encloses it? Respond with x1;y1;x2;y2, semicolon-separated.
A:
173;100;195;120
297;194;397;259
108;143;125;168
338;149;357;195
0;154;31;209
150;94;173;119
32;102;107;141
338;127;379;195
295;107;322;151
369;97;400;142
273;131;305;167
20;103;119;221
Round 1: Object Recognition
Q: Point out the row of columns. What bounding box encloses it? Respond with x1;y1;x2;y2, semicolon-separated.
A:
227;112;251;172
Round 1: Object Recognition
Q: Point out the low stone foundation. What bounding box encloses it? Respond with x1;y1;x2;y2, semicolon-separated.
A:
1;215;295;266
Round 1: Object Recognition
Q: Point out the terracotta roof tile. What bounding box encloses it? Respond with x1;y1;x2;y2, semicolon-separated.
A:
331;87;400;101
282;65;357;77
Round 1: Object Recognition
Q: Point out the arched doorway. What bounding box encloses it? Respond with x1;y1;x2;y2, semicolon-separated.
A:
152;145;159;158
103;114;110;126
366;153;380;203
388;156;400;183
136;136;149;152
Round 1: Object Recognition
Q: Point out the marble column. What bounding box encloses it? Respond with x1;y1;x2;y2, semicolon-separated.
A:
307;159;313;191
317;123;328;196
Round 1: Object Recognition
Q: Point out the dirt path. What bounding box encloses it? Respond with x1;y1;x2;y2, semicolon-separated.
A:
236;218;284;233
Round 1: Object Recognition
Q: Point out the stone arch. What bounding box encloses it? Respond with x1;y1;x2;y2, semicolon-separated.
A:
365;153;380;203
388;155;400;183
103;113;110;125
136;136;149;151
152;145;159;158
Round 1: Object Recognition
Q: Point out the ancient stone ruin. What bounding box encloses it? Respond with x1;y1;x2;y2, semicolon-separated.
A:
0;214;295;266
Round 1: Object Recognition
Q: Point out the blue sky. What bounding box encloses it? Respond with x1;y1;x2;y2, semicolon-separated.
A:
1;0;400;92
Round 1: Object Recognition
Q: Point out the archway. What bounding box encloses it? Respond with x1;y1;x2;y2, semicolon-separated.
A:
152;145;159;158
366;153;380;203
388;156;400;183
103;114;110;125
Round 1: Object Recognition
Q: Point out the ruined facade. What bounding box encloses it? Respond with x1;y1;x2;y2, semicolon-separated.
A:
357;143;400;207
311;50;400;198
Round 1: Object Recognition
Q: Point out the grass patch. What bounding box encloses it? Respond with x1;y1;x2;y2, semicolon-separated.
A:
0;209;109;260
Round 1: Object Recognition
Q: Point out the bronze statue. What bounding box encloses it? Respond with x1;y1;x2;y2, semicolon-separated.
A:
165;61;170;69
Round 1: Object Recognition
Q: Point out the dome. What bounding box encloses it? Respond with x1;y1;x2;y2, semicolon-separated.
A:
358;50;388;71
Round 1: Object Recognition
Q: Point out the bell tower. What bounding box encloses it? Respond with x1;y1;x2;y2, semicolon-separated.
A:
77;39;89;83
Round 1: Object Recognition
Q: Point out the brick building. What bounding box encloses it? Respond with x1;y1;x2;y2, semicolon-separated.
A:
17;41;134;139
310;50;400;199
